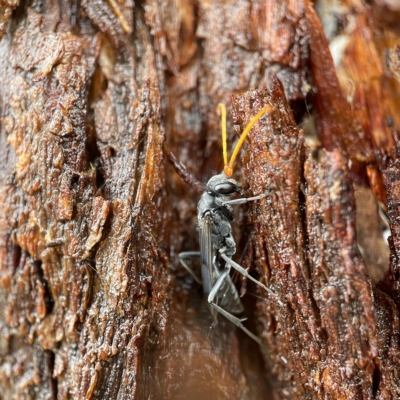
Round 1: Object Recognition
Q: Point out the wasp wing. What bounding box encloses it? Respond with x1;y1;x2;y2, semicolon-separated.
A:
218;272;244;315
199;213;244;315
199;213;214;297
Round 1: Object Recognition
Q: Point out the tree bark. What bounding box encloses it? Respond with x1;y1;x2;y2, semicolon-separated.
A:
0;0;399;399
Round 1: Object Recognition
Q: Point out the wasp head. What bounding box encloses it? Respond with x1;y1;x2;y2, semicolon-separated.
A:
206;173;240;196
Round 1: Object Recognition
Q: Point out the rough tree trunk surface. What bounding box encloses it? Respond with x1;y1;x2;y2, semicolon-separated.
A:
0;0;399;399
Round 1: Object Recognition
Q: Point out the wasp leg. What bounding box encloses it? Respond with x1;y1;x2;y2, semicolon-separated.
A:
219;250;283;306
178;252;202;284
222;192;268;206
211;303;262;345
207;266;262;345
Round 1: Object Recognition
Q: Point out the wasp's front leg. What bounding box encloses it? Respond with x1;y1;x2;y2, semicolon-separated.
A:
222;192;269;206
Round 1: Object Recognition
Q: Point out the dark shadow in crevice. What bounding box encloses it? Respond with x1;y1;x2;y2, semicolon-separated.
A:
45;349;58;400
8;238;22;273
372;361;381;397
34;260;55;314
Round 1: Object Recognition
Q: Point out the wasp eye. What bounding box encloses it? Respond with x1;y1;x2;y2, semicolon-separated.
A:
214;182;237;195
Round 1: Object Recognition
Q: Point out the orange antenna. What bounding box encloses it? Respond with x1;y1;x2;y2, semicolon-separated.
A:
217;104;228;168
224;105;272;177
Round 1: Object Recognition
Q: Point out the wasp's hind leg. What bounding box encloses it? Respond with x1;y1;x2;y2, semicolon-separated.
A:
178;252;202;284
219;249;283;306
207;266;262;345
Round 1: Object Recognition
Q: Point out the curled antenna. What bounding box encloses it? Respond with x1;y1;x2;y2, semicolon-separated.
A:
163;145;206;194
217;104;273;178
